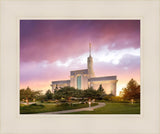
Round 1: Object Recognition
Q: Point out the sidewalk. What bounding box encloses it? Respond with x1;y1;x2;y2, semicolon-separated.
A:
39;102;106;114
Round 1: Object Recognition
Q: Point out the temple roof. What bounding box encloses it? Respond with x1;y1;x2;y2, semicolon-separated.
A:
52;80;70;84
70;69;88;76
89;76;117;82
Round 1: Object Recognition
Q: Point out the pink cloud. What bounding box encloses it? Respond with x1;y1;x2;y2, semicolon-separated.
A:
20;20;140;63
20;20;140;95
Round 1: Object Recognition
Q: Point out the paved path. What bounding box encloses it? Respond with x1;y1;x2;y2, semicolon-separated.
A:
39;102;106;114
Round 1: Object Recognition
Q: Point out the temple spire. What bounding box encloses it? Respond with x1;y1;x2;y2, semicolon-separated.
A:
87;43;94;78
89;43;91;56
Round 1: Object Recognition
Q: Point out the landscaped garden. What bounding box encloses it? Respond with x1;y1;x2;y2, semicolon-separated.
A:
20;79;140;114
20;102;98;114
67;102;140;114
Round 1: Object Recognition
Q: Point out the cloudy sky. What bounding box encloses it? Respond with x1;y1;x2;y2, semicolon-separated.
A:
20;20;140;95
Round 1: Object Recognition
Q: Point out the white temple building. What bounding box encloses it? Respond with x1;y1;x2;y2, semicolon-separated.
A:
51;43;118;96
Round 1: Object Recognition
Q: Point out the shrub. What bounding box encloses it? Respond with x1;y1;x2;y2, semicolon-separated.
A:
58;103;70;107
29;103;45;108
103;95;112;101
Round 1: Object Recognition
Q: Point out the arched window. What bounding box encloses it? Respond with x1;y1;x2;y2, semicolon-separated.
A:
77;76;81;89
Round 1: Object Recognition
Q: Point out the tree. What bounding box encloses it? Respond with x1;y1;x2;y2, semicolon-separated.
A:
20;87;41;104
127;79;138;91
45;90;53;100
54;85;58;94
38;94;46;103
53;86;76;100
121;79;140;101
74;89;84;98
96;84;106;100
83;87;97;99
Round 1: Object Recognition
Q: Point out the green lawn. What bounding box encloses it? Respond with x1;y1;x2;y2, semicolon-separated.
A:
20;102;98;114
66;102;140;114
20;102;140;114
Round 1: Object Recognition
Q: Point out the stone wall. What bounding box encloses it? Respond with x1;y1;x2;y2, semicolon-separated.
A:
51;81;70;92
89;80;117;96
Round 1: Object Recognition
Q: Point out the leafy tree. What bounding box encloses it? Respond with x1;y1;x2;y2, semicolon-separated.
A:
121;79;140;101
54;85;58;94
20;89;26;101
53;86;76;100
127;79;138;91
74;89;84;98
20;87;41;104
45;90;53;100
38;94;46;103
53;86;108;101
83;87;97;99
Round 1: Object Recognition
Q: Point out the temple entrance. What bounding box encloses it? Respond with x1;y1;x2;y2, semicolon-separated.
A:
77;76;81;89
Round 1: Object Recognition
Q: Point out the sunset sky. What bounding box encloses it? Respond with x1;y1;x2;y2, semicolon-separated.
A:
20;20;140;96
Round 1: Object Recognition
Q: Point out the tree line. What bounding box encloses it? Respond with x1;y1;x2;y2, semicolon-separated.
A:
20;79;140;104
20;84;106;103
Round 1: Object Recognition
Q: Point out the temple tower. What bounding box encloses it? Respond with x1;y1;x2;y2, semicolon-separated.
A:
87;43;95;78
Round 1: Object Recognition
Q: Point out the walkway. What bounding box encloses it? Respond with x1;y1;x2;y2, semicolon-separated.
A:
39;102;106;114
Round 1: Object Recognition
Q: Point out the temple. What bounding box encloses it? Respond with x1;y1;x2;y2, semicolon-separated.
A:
51;43;118;96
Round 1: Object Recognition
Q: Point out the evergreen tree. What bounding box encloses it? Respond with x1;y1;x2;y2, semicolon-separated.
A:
45;89;53;100
96;84;106;100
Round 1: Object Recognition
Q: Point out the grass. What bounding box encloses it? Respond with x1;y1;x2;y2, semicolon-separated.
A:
20;102;140;114
20;102;98;114
66;102;140;114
